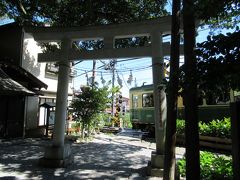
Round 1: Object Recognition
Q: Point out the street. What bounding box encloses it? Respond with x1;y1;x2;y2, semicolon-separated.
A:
0;129;185;179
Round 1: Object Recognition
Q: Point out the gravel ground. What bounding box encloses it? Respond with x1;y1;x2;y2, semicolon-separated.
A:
0;131;185;180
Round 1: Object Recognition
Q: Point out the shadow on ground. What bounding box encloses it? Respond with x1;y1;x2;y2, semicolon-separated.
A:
0;135;152;179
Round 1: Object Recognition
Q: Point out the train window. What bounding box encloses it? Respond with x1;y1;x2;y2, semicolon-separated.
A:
132;95;138;108
142;93;154;107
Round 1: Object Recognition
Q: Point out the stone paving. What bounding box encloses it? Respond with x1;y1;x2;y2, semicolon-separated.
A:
0;132;185;180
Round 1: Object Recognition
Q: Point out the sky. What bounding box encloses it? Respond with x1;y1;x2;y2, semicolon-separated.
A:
73;58;153;97
72;27;213;98
0;5;236;99
0;16;210;98
73;23;238;98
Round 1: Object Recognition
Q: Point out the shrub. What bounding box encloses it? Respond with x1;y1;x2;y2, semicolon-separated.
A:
176;119;185;135
176;117;231;138
70;121;81;133
177;151;233;179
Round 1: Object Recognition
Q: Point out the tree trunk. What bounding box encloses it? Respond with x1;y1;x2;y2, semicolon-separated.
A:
78;122;81;134
81;121;85;139
87;122;90;137
183;0;200;179
163;0;181;179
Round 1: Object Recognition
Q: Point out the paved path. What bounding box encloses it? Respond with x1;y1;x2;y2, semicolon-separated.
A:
0;131;185;180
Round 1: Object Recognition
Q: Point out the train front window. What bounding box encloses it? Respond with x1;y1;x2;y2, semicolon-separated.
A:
132;95;138;108
142;93;154;107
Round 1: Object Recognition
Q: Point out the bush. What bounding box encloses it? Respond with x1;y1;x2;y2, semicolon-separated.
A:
199;117;231;138
177;151;233;179
176;119;185;135
176;117;231;138
70;121;81;133
121;112;132;128
94;113;111;128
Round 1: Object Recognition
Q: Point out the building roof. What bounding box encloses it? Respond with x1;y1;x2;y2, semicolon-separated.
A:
0;68;35;96
0;62;48;96
0;62;48;90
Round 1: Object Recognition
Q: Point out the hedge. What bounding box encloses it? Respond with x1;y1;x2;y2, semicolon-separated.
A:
178;151;232;180
176;117;231;139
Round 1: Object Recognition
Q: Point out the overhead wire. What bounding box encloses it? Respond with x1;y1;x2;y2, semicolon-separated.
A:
73;56;172;77
73;25;212;91
74;65;153;77
72;25;210;79
119;71;129;90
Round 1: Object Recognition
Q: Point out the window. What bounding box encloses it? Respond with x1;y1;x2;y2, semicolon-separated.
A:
132;95;138;108
45;63;76;77
46;63;59;74
142;93;154;107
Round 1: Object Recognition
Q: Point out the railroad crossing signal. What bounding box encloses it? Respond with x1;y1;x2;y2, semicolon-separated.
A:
116;106;121;112
114;93;124;126
122;106;126;116
118;94;122;104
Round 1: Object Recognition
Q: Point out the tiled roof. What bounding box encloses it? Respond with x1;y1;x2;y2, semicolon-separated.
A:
0;68;35;95
0;62;48;96
0;62;48;90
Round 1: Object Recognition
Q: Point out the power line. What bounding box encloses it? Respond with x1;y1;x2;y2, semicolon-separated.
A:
74;66;153;77
119;72;129;90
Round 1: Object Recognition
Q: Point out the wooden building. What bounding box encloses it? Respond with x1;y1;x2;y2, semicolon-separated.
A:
0;62;47;138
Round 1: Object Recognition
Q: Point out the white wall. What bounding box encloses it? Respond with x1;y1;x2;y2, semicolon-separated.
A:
21;32;73;129
22;33;73;94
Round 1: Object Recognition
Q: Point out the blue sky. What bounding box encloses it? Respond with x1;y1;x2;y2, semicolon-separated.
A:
73;24;238;98
73;27;213;98
1;7;237;98
0;17;233;98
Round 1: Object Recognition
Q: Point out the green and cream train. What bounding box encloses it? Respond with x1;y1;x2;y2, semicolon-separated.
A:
129;84;230;131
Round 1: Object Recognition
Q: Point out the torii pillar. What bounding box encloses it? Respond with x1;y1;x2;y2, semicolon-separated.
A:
39;38;73;167
147;32;167;176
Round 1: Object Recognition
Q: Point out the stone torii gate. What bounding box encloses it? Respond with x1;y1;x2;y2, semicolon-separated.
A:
25;15;177;175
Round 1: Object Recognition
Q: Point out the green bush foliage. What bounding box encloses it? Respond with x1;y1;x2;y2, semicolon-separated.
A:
71;121;81;130
71;86;110;138
176;117;231;138
121;112;132;128
199;117;231;138
177;151;233;180
176;119;185;135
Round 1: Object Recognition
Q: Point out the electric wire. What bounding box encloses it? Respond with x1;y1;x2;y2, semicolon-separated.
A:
73;27;211;79
119;71;129;90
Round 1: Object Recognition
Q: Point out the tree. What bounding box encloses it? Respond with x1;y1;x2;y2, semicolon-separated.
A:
195;0;240;30
195;30;240;104
163;0;181;179
0;1;169;54
180;1;239;179
183;0;200;179
177;0;239;102
0;0;168;26
71;85;110;138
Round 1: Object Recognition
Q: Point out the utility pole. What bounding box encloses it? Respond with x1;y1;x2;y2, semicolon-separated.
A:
91;60;96;87
111;60;116;118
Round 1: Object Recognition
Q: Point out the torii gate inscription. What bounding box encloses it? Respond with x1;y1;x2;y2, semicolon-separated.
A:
26;15;179;176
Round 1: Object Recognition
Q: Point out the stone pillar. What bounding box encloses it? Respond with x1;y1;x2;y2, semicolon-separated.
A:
39;39;73;167
147;31;167;177
52;39;71;147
